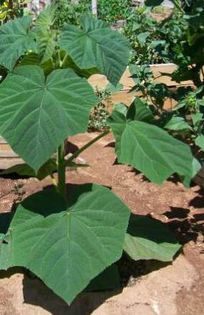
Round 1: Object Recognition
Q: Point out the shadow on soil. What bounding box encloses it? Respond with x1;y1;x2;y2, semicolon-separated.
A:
163;188;204;245
23;276;120;315
22;257;170;315
0;259;169;315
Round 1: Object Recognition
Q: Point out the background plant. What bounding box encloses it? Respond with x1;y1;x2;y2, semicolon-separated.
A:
127;0;204;175
88;87;110;131
53;0;91;28
97;0;132;23
0;0;25;23
123;5;187;64
123;6;166;64
88;83;123;131
144;0;204;88
130;64;170;108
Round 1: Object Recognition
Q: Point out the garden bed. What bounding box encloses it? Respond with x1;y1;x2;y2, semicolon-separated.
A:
0;132;204;315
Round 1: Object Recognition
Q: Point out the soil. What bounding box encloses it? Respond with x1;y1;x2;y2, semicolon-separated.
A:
0;132;204;315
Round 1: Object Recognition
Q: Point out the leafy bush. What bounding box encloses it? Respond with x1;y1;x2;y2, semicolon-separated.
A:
53;0;91;28
0;0;24;23
123;5;187;64
98;0;132;23
130;64;204;159
88;88;110;131
164;87;204;154
128;0;204;171
123;7;164;64
88;83;124;131
130;64;170;108
0;4;196;304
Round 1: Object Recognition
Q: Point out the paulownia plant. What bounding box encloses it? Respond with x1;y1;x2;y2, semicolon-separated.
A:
0;6;197;304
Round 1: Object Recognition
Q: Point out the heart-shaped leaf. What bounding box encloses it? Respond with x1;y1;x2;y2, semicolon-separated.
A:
127;98;154;122
35;5;56;63
0;184;130;303
0;66;97;171
164;116;191;131
195;135;204;151
0;16;36;70
60;15;130;85
109;119;194;184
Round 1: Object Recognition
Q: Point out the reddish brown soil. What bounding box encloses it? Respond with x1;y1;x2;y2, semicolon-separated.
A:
0;132;204;314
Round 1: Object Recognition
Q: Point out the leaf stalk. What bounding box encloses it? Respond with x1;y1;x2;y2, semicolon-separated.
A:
66;130;110;164
57;144;66;200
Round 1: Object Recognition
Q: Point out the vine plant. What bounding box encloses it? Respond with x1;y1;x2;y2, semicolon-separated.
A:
0;5;196;304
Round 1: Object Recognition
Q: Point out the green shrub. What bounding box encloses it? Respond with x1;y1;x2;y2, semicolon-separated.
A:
88;88;110;131
53;0;91;28
98;0;132;23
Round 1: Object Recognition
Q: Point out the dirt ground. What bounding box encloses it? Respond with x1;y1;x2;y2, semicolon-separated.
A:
0;132;204;315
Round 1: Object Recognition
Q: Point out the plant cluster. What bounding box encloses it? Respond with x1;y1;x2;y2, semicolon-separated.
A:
129;64;170;108
88;87;110;131
164;87;204;157
88;83;124;131
98;0;132;23
0;3;198;305
0;0;24;23
129;0;204;172
123;5;187;64
53;0;91;28
123;7;165;64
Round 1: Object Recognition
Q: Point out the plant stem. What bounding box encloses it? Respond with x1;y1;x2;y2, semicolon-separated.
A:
173;0;185;13
50;173;58;187
57;144;66;200
66;130;110;164
57;50;62;68
61;53;68;68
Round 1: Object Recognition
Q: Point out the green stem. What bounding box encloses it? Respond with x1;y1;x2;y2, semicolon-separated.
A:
66;130;110;164
173;0;184;13
57;144;66;200
57;50;62;68
58;50;68;68
61;53;68;68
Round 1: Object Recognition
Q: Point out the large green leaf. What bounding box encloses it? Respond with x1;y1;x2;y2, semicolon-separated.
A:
164;116;191;131
19;52;55;76
127;98;154;123
35;5;57;64
0;184;130;303
59;15;130;85
0;16;36;70
109;119;194;184
195;135;204;151
182;157;201;187
124;214;181;262
0;66;97;171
